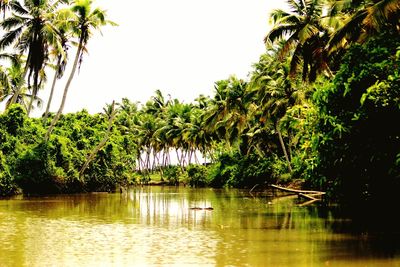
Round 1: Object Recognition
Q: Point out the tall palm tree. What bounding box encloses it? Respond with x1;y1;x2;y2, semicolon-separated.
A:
0;0;65;114
45;0;116;140
265;0;331;82
204;76;249;148
249;49;306;173
43;26;69;122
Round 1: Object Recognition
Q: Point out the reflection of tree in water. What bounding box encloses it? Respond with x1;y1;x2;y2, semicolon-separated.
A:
1;188;400;266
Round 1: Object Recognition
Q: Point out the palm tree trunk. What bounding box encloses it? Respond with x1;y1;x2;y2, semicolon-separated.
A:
45;38;83;141
194;150;200;165
43;58;61;123
26;71;40;116
10;51;31;105
26;89;34;116
276;121;292;173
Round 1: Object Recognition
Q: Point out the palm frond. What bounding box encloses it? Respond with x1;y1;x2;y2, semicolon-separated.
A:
264;24;298;44
269;9;292;24
290;44;303;78
0;26;23;50
0;15;24;30
327;9;367;52
9;0;29;16
298;24;320;43
363;0;400;31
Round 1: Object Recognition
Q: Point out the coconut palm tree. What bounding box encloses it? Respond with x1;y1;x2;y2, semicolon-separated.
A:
328;0;400;52
0;0;66;114
249;49;307;173
0;58;42;110
265;0;331;82
204;76;249;148
45;0;116;140
43;18;70;123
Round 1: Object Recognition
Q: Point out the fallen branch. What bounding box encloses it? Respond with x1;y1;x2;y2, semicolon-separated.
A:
270;184;325;205
249;184;259;194
270;184;325;195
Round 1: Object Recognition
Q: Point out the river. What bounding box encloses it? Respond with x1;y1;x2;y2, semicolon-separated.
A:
0;186;399;266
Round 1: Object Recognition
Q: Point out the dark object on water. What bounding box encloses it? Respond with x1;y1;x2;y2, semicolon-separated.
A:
190;207;214;211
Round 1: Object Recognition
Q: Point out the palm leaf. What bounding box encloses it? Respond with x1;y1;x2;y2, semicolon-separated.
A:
327;9;367;52
290;43;303;78
264;24;298;44
269;9;292;24
0;15;24;30
0;26;23;50
9;0;29;16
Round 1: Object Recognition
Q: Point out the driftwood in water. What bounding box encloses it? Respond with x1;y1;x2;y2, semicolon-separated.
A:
270;184;325;205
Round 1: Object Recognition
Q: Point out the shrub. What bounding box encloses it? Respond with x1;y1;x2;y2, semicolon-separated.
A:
163;165;181;185
186;164;209;187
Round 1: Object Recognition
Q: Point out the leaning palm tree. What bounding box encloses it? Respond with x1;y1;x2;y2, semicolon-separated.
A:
249;49;306;173
45;0;116;140
43;26;70;122
0;0;66;115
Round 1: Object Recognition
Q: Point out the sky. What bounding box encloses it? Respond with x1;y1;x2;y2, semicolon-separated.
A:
33;0;288;116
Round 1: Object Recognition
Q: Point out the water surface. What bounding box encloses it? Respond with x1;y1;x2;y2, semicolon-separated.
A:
0;187;399;266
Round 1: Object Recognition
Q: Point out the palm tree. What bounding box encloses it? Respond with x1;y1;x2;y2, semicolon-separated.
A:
0;58;42;110
45;0;116;140
0;0;66;114
204;76;249;148
265;0;331;82
328;0;400;51
43;26;69;122
249;49;307;173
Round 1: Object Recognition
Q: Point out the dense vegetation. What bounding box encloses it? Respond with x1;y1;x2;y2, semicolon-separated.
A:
0;0;399;211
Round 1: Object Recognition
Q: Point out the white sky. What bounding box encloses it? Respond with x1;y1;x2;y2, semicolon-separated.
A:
32;0;287;116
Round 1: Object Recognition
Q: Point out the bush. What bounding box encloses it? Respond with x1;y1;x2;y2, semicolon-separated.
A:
207;152;276;188
14;142;67;194
313;32;400;205
186;164;209;187
163;165;181;185
0;152;16;196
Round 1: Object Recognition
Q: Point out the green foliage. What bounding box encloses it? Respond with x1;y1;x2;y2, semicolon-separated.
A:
0;102;137;195
312;32;400;204
186;164;209;187
163;165;181;185
15;142;67;194
207;151;277;188
0;104;26;136
0;151;16;196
